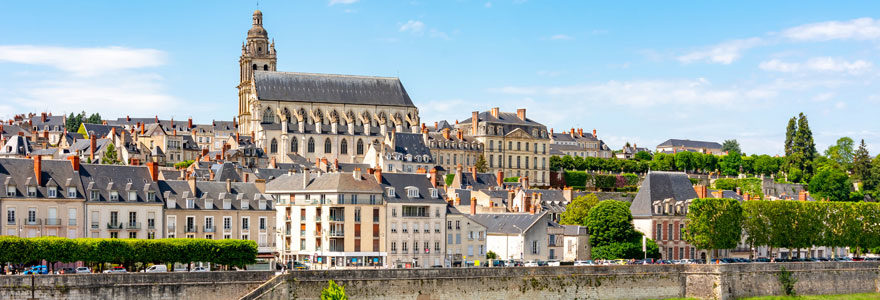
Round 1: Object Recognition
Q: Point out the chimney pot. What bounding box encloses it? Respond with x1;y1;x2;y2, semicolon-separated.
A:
33;156;42;186
470;197;477;215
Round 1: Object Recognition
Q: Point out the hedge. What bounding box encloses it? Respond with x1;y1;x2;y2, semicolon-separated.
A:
0;237;257;271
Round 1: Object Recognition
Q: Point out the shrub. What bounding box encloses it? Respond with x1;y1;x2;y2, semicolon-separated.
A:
714;178;737;190
594;175;617;190
564;171;588;187
503;177;520;183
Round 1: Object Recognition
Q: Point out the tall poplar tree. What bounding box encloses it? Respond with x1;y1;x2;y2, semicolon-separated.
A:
853;139;871;182
784;117;797;157
795;113;817;180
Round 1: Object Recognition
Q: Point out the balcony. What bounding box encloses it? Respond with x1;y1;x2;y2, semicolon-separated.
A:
107;222;123;230
147;223;155;230
126;222;141;230
25;219;42;226
204;226;216;233
329;216;344;222
329;230;344;237
45;218;62;226
185;226;198;233
91;222;99;230
167;225;176;232
68;219;77;226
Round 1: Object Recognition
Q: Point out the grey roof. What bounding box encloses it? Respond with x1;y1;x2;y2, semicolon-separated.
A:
392;132;432;157
337;163;371;172
630;171;697;217
562;225;588;236
461;111;545;127
455;172;499;191
253;71;415;107
78;164;163;204
469;212;548;235
657;139;722;149
0;125;28;138
303;172;383;193
379;173;446;204
0;158;83;198
158;180;273;210
264;172;322;192
82;124;123;138
212;163;242;182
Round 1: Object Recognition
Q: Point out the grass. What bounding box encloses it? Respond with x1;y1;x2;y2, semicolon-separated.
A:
656;294;880;300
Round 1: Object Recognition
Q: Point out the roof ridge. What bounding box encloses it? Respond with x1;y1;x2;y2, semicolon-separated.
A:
256;70;400;80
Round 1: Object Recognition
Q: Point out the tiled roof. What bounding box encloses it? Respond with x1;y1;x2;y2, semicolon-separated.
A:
657;139;721;149
253;71;415;107
469;212;548;235
630;171;697;217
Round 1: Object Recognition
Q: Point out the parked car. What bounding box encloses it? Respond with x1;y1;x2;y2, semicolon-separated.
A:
145;265;167;273
75;267;92;274
523;260;538;267
105;267;127;273
23;266;48;275
547;260;561;267
57;267;77;275
292;261;309;270
191;267;209;272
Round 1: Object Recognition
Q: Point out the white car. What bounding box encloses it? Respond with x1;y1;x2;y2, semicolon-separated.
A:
190;267;209;272
75;267;91;274
145;265;167;273
547;260;561;267
574;260;594;266
524;260;538;267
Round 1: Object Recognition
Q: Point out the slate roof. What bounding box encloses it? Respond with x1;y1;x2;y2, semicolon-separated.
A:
461;111;545;127
392;132;432;157
562;225;587;236
379;173;446;204
657;139;722;149
303;172;384;193
630;171;697;217
264;172;322;192
0;125;28;138
469;212;548;235
707;189;745;201
0;158;83;198
82;124;124;139
78;164;163;204
253;71;415;107
211;163;242;182
454;172;499;191
158;180;273;210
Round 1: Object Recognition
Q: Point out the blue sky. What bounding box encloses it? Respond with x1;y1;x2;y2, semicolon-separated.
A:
1;1;879;156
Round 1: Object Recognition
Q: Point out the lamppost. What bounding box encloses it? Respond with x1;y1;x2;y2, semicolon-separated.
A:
512;224;525;262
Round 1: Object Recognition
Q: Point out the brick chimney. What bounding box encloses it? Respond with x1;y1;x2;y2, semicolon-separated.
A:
471;111;478;135
140;122;145;135
490;107;499;118
67;155;80;172
798;190;808;201
442;128;450;140
353;168;362;180
188;118;193;129
146;162;159;182
522;175;530;190
592;129;597;138
126;115;131;122
89;135;96;162
736;187;742;196
693;185;707;198
33;156;42;186
523;193;532;213
456;130;463;140
154;115;159;123
221;143;227;160
455;197;461;206
516;108;526;121
429;168;438;188
470;197;477;215
434;122;438;129
40;112;47;123
496;170;503;188
374;167;382;183
270;156;277;168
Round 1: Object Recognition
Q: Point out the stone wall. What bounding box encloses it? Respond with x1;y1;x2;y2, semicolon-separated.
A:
0;271;274;300
249;262;880;300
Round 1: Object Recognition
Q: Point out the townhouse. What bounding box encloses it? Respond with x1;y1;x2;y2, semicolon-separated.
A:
381;171;448;268
1;156;85;238
79;162;164;239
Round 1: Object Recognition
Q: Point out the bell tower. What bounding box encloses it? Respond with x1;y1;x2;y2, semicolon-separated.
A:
238;10;277;134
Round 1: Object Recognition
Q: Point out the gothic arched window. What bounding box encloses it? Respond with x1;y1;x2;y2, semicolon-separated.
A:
270;139;278;154
307;138;315;153
324;138;332;154
290;137;298;153
263;64;268;71
340;139;348;155
262;107;274;123
252;64;257;70
356;139;364;155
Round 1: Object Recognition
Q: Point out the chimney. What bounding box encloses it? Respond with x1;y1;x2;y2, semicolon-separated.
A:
221;143;227;160
429;168;438;188
303;168;310;187
270;157;277;168
188;173;197;196
736;187;741;196
154;115;159;123
188;118;193;129
798;190;807;201
254;178;266;193
126;115;131;122
471;111;478;135
442;128;450;140
455;197;461;206
226;179;232;193
374;168;382;183
693;185;707;198
470;197;477;215
41;112;47;123
353;168;362;180
592;129;597;138
433;122;438;129
523;193;532;213
89;135;96;162
146;162;159;182
42;130;48;139
516;108;526;121
201;148;209;157
456;129;463;140
447;199;454;206
743;193;751;201
140;123;145;135
33;156;42;186
496;170;503;188
490;107;499;118
549;128;554;136
244;173;249;182
68;155;80;172
522;175;530;190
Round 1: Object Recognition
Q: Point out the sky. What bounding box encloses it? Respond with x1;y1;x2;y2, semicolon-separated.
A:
1;1;879;156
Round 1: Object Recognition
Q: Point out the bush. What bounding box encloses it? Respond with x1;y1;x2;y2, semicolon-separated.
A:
564;171;588;187
622;173;640;186
594;175;617;190
503;177;519;183
714;178;737;190
321;280;348;300
445;174;455;186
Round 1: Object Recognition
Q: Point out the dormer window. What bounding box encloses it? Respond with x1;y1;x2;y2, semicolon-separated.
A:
369;194;376;205
147;191;155;201
386;187;395;197
224;199;232;210
406;187;419;198
67;187;77;198
47;187;57;198
90;190;99;201
166;199;175;209
430;188;438;199
186;199;195;209
109;191;119;201
5;186;14;197
258;200;266;210
27;186;37;197
205;200;214;210
128;191;137;201
241;200;249;210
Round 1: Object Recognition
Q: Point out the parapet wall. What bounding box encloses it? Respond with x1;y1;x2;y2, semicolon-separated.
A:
249;262;880;300
0;271;274;300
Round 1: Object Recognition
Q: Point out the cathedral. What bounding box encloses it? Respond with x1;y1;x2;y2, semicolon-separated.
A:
237;10;422;165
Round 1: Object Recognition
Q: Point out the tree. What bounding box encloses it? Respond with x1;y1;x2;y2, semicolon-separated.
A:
474;154;488;173
101;143;119;165
634;151;652;161
809;166;852;201
824;137;855;170
87;113;102;124
719;150;743;176
784;117;797;158
684;198;743;262
321;280;348;300
853;139;871;182
559;194;600;226
793;113;817;181
722;139;741;154
674;151;696;173
173;160;195;169
585;200;638;247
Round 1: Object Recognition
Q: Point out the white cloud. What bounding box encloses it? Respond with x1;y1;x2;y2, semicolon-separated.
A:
329;0;359;5
399;20;425;35
0;45;165;77
783;17;880;41
0;45;184;119
759;57;873;74
677;37;762;64
549;34;573;40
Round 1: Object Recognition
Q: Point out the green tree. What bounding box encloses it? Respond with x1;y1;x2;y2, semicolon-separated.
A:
321;280;348;300
784;117;797;158
824;137;855;170
585;200;638;247
674;151;696;172
853;139;871;182
721;139;741;154
634;151;652;161
719;150;743;176
173;160;196;169
474;154;488;173
684;198;743;262
559;194;600;226
791;113;817;182
87;113;102;124
486;251;497;260
101;143;119;165
809;166;852;201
